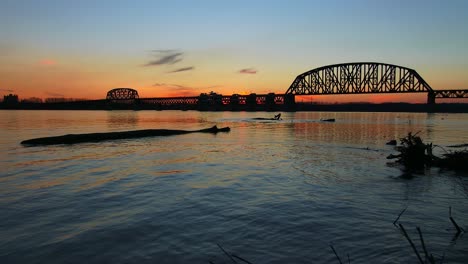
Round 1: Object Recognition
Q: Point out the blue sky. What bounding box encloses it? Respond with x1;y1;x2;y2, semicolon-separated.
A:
1;0;468;100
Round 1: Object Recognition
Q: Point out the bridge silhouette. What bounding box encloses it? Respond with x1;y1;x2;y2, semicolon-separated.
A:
285;62;468;104
4;62;467;111
105;62;467;108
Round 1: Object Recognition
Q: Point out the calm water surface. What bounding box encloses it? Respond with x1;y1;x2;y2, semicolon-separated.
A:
1;110;467;263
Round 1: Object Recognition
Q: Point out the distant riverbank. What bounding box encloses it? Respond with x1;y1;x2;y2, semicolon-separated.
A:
2;102;468;113
295;102;468;113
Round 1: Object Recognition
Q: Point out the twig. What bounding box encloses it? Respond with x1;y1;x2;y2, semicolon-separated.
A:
449;207;465;234
393;206;408;226
399;224;424;264
417;227;435;263
347;253;351;264
449;217;463;234
217;244;238;264
330;245;343;264
232;254;254;264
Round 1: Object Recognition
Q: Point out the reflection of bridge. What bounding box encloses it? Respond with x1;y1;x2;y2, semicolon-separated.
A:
285;62;468;104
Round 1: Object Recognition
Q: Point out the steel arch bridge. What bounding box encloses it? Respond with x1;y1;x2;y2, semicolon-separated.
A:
286;62;433;95
106;88;139;101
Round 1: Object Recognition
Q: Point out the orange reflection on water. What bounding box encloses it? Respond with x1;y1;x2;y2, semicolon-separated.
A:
292;112;430;146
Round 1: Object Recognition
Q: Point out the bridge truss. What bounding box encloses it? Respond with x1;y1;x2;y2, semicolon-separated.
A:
286;62;433;95
140;96;198;105
433;89;468;99
106;88;139;101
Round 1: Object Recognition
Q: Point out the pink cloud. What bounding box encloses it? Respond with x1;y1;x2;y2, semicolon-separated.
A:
39;59;57;66
239;68;257;74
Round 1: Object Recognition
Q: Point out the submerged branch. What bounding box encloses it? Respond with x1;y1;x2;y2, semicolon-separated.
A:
217;244;238;264
393;206;408;226
399;224;424;264
329;245;343;264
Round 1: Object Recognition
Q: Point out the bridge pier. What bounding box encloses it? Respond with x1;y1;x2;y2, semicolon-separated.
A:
284;94;296;111
427;92;436;105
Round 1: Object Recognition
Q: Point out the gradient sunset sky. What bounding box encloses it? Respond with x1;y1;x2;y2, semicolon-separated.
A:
1;0;468;102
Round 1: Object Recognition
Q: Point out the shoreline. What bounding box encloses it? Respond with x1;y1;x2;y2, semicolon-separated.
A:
2;102;468;113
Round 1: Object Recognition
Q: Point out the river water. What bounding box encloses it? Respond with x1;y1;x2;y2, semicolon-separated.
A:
1;110;467;263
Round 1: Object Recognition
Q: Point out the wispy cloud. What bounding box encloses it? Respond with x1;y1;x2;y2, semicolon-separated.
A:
0;88;14;92
206;85;222;89
168;66;195;73
239;68;257;74
39;59;57;66
144;50;183;67
152;83;191;90
152;83;222;96
45;92;64;97
152;83;196;96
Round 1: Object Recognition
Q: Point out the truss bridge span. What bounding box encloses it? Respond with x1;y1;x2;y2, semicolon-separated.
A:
285;62;468;104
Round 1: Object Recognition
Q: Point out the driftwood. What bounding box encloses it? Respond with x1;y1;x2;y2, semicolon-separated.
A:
251;117;280;121
387;132;468;172
437;151;468;171
252;113;282;121
21;125;230;146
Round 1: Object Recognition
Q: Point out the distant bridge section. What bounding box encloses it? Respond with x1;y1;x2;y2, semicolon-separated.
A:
139;93;293;110
286;62;433;96
433;89;468;99
106;88;139;101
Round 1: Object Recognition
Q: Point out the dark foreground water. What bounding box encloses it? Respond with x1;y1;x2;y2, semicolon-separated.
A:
1;110;467;264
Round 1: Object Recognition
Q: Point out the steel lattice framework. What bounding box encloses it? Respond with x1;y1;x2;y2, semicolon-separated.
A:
140;96;199;105
433;90;468;98
106;88;139;100
286;62;433;95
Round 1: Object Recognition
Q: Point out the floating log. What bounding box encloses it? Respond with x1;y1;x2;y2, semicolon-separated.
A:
21;125;230;146
251;117;280;121
252;113;282;121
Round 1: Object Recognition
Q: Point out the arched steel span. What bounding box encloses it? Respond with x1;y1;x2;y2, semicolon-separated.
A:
286;62;433;95
106;88;139;100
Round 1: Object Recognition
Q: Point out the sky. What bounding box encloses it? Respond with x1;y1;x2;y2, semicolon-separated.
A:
1;0;468;103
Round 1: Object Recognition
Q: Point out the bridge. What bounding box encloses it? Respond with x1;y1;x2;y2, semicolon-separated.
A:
286;62;468;104
105;88;292;110
103;63;467;109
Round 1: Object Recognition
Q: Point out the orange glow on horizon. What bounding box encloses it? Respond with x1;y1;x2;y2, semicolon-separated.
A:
2;57;466;104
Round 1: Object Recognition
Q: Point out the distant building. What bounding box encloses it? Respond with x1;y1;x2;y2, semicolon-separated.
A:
3;94;19;104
